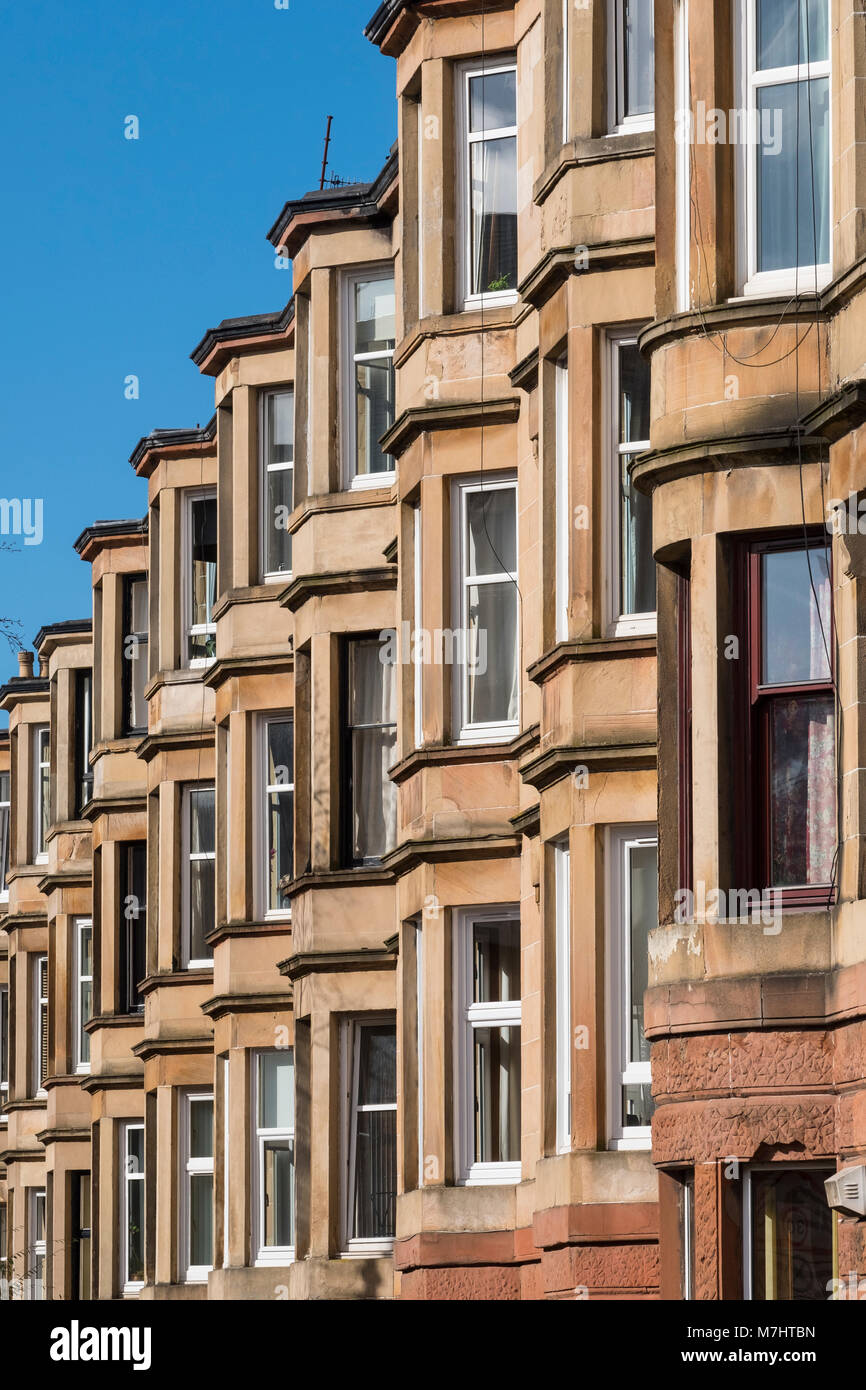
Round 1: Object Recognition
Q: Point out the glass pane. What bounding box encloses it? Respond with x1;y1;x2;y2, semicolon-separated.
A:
357;1024;397;1107
189;860;215;959
352;1108;396;1239
0;802;8;885
757;78;829;273
265;464;293;574
190;497;217;627
355;358;394;476
80;983;92;1063
473;1026;521;1162
81;924;93;978
351;725;398;861
467;581;518;725
264;1140;295;1247
349;639;397;727
127;1179;144;1283
267;721;293;785
266;391;294;466
189;1099;214;1159
258;1051;294;1131
623;0;655;118
468;68;516;132
618;343;650;445
130;579;148;633
757;0;829;69
621;457;655;614
130;638;148;730
473;917;520;1003
190;789;215;854
751;1168;834;1300
466;488;517;575
354;278;395;356
768;693;835;886
470;136;517;294
126;1127;144;1175
628;843;657;1068
267;790;293;910
762;547;831;685
189;1173;213;1268
622;1082;654;1128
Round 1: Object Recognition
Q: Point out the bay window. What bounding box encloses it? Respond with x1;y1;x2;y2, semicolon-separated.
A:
185;492;217;666
262;718;293;915
343;270;395;486
123;576;148;733
607;331;655;632
261;389;294;577
744;1165;835;1299
344;1018;397;1252
610;0;655;131
253;1051;295;1265
454;908;521;1184
33;725;50;860
737;0;830;293
120;842;147;1013
121;1122;145;1293
453;477;519;742
458;57;518;305
344;637;397;865
607;827;657;1148
74;918;93;1074
183;786;215;967
181;1093;214;1282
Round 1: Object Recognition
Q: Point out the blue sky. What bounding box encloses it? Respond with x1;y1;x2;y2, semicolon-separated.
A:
0;0;395;673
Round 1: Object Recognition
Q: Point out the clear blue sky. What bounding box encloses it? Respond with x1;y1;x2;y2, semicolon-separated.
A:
0;0;395;679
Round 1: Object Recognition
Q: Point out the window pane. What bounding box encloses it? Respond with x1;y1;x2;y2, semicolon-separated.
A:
622;459;655;614
757;0;828;69
473;1026;521;1162
473;917;520;1003
189;1099;214;1159
258;1051;294;1130
762;547;831;685
623;0;655;118
622;1082;654;1129
757;78;829;273
466;489;517;575
130;579;148;633
357;1024;397;1107
352;1108;396;1239
468;68;516;132
265;465;293;574
266;392;294;465
189;860;215;959
618;343;650;445
354;278;395;355
190;789;215;854
350;639;397;727
127;1181;144;1283
127;1126;144;1174
352;726;398;861
628;843;657;1068
0;781;10;886
189;1173;213;1267
190;497;217;628
130;640;148;730
264;1140;295;1247
267;791;293;909
467;581;518;725
751;1168;834;1300
355;357;394;476
470;136;517;294
768;693;835;886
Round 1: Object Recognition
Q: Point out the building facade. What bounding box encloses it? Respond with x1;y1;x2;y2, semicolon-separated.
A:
1;0;865;1301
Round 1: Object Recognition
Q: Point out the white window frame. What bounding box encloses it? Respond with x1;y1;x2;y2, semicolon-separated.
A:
341;1015;397;1257
124;575;149;734
675;0;691;313
555;355;570;643
415;921;424;1190
258;716;293;920
222;1057;230;1269
742;1161;835;1300
183;488;217;670
180;1091;214;1284
453;906;522;1186
456;55;519;311
554;840;572;1155
734;0;831;297
74;917;93;1075
341;265;396;491
182;784;215;969
682;1171;695;1300
33;724;50;863
29;1188;46;1299
0;767;10;902
121;1121;145;1294
606;825;657;1151
0;982;8;1113
260;388;294;582
452;475;520;744
562;0;571;144
413;501;423;748
33;953;48;1097
608;0;655;134
604;329;656;637
252;1049;295;1267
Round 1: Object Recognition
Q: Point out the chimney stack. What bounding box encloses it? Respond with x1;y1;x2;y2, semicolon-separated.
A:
17;650;34;679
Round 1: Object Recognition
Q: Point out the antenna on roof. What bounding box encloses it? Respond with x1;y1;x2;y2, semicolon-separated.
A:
319;115;333;190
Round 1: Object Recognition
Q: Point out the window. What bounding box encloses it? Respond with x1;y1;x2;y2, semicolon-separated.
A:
0;982;8;1109
71;1172;91;1301
0;769;9;900
415;922;424;1189
737;0;830;294
183;787;215;967
34;954;48;1095
680;1171;695;1300
0;1202;7;1289
458;57;518;305
262;718;293;916
29;1189;46;1299
607;332;655;632
73;670;93;815
745;539;835;903
413;501;423;748
120;842;147;1013
343;269;395;486
185;492;217;666
74;918;93;1074
121;1122;144;1292
261;390;294;578
562;0;571;143
33;725;50;860
555;356;569;643
453;477;519;741
554;841;571;1154
344;1019;397;1253
181;1094;214;1282
609;0;655;131
744;1165;835;1299
123;577;148;733
253;1051;295;1265
607;826;657;1148
345;638;397;865
454;909;521;1184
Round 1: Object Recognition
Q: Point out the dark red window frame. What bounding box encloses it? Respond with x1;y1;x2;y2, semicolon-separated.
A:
742;533;836;909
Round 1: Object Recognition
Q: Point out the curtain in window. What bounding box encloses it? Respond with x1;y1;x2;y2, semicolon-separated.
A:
350;641;397;863
471;137;517;294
